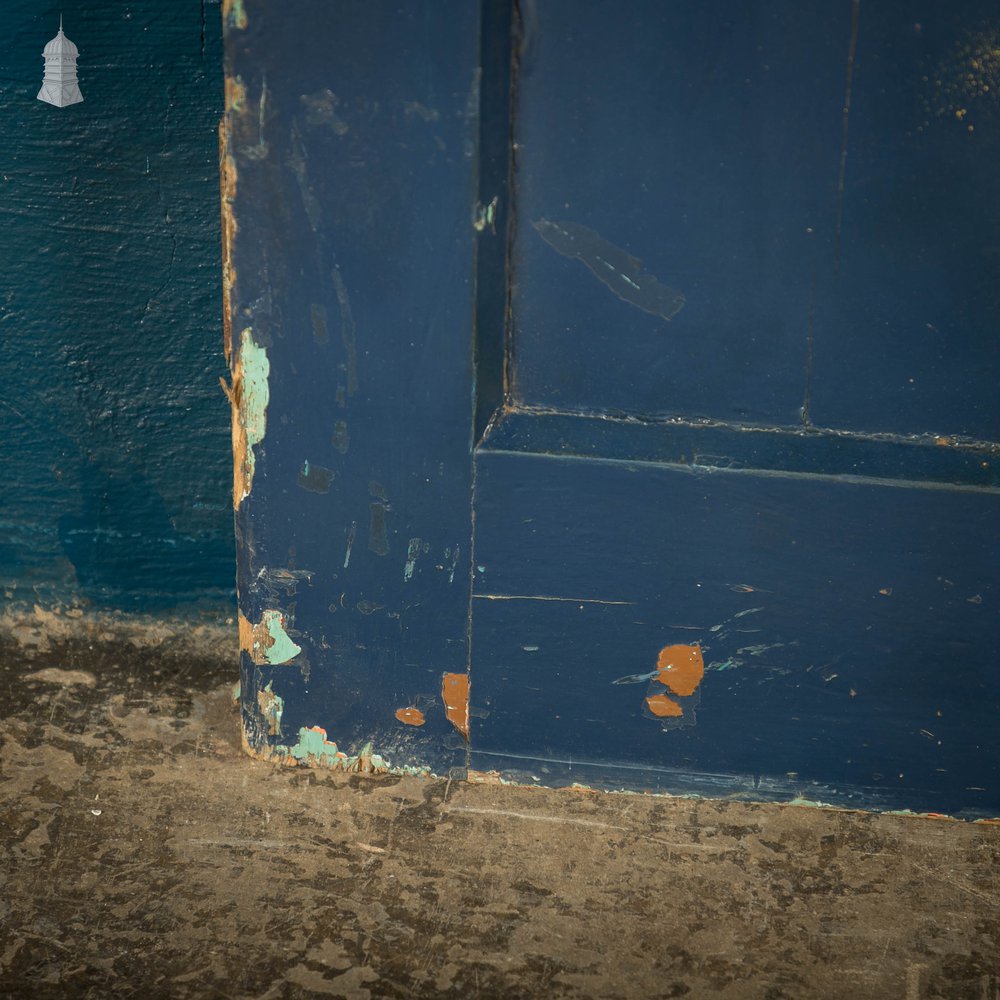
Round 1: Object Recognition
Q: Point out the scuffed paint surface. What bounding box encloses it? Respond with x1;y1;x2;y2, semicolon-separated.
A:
226;327;270;509
442;672;470;739
239;610;300;665
257;681;284;737
395;707;426;727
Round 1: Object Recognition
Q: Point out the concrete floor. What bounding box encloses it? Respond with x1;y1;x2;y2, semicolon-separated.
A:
1;607;998;999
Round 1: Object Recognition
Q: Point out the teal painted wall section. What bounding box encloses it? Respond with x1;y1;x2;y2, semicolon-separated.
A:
0;2;234;611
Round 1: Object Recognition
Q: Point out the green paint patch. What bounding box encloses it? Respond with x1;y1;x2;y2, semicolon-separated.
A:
269;728;392;774
261;609;301;664
240;327;270;496
289;726;346;765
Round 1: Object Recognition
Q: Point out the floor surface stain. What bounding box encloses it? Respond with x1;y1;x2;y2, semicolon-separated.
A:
0;621;998;999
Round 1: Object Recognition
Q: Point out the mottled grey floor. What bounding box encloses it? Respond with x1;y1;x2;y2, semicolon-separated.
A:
1;609;998;999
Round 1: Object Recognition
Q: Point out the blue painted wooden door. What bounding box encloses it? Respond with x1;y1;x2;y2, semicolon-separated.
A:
226;1;1000;816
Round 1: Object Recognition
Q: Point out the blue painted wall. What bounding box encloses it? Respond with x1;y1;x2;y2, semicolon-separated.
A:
0;2;233;611
227;1;1000;816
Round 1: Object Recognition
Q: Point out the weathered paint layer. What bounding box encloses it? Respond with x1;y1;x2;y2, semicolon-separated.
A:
395;706;426;727
442;672;470;739
222;0;247;30
226;327;270;509
239;609;300;665
257;680;284;737
219;80;242;364
290;725;348;765
252;726;392;774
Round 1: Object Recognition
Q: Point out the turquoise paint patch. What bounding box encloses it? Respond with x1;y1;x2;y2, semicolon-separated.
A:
290;726;344;765
261;609;301;664
240;326;270;500
273;728;395;774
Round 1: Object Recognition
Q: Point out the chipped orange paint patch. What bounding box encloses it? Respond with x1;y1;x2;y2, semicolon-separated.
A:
442;672;470;739
656;643;705;697
395;706;426;727
646;693;683;718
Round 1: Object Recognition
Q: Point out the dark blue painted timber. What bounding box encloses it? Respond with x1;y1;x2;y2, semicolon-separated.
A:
470;447;1000;816
228;0;1000;815
226;0;480;775
0;1;232;612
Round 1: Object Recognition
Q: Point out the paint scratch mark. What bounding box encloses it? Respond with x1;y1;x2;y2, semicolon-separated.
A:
737;642;785;656
343;520;357;569
310;303;328;344
404;538;430;581
288;121;321;228
331;266;359;396
442;805;628;832
533;218;685;321
368;501;390;556
612;670;657;686
256;567;313;597
474;593;633;606
442;672;470;739
833;0;861;275
445;546;460;584
331;420;350;454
